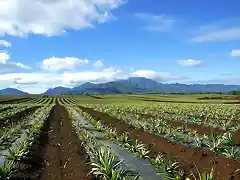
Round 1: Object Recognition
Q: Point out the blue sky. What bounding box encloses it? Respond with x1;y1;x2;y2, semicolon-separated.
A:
0;0;240;93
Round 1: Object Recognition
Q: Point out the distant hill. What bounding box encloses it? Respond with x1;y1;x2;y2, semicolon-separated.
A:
0;88;29;95
62;77;240;95
2;77;235;95
68;80;146;95
42;86;72;95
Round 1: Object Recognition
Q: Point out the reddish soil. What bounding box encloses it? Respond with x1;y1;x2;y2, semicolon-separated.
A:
169;120;240;146
142;99;240;104
138;112;240;146
41;104;93;180
199;97;240;101
10;104;93;180
10;107;55;180
79;106;240;180
0;106;40;128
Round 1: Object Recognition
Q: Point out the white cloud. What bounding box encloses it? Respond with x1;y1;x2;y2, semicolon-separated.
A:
0;0;126;36
132;70;187;82
191;27;240;42
93;60;104;68
231;49;240;57
0;40;11;47
0;68;188;93
0;52;9;63
65;67;128;84
134;13;175;32
41;57;89;72
13;77;38;85
177;59;201;67
0;52;31;70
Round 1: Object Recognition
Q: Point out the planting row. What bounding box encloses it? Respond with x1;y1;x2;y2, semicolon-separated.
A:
85;104;240;155
78;105;240;180
84;103;240;132
0;105;53;179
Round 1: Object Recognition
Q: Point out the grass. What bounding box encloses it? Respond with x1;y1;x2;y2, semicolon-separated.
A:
1;93;238;104
56;93;240;104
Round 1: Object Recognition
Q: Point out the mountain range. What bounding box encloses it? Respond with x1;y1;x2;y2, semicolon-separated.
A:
45;77;240;95
0;88;29;95
1;77;240;95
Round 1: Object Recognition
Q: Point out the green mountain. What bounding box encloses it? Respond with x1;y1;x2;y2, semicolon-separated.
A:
68;80;146;95
42;86;72;95
63;77;240;95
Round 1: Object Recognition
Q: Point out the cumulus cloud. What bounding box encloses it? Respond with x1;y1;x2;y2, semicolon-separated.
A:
231;49;240;57
134;13;175;32
132;70;187;82
0;52;9;63
0;40;11;47
66;67;128;84
0;52;31;70
177;59;201;67
93;60;104;68
0;68;187;93
0;0;126;36
13;77;38;85
41;57;89;72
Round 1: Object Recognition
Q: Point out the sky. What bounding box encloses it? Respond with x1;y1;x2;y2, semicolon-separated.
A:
0;0;240;94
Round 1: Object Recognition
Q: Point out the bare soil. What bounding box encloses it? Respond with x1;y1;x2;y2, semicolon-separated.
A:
198;97;240;101
170;120;240;146
10;104;93;180
139;112;240;146
79;106;240;180
41;104;93;180
142;99;240;104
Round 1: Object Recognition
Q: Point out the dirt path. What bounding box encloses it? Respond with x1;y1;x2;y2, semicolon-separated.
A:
79;106;240;180
41;104;93;180
10;104;93;180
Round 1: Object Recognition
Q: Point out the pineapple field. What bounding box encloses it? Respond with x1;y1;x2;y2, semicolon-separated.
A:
0;95;240;180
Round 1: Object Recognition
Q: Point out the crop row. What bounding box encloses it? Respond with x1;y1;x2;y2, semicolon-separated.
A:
67;106;141;180
0;105;38;122
78;105;240;180
71;105;219;180
84;103;240;132
89;104;240;159
0;105;53;179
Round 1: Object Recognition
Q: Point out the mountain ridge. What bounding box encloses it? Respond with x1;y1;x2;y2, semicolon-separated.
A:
0;88;29;95
1;77;240;95
42;86;72;95
63;77;240;95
